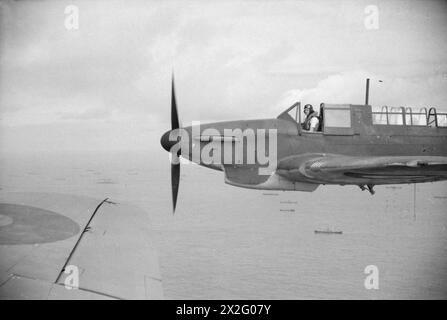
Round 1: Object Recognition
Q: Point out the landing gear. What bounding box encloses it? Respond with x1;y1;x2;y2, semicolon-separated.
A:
358;184;375;195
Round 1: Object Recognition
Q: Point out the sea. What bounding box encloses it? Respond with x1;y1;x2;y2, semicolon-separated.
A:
1;150;446;299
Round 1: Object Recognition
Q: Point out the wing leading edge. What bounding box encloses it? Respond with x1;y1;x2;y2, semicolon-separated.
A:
277;154;447;185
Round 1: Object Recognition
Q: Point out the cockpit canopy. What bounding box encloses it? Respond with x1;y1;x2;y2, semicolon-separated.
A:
278;102;447;137
277;102;353;134
278;102;447;129
372;106;447;127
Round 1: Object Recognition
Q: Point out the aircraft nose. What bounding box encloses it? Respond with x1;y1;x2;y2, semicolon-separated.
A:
160;130;178;152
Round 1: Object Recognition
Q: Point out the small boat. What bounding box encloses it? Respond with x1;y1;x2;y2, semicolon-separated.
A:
314;228;343;235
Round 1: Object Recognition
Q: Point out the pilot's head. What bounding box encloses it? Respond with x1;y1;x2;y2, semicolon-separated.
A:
304;104;313;115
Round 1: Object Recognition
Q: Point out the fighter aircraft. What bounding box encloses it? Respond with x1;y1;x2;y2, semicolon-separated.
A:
160;76;447;212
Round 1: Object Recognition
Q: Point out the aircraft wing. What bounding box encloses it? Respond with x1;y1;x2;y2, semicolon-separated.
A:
223;164;319;191
0;192;163;300
277;154;447;185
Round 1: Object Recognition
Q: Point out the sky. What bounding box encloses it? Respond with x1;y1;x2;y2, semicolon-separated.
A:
0;0;446;153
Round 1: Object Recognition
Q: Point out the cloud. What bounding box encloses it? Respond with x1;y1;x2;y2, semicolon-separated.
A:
277;70;447;112
57;107;112;121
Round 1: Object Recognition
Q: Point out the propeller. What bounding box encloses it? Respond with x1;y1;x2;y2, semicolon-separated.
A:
171;75;180;130
160;73;181;213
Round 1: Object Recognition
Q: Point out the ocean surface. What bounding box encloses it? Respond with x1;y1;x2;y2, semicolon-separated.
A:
1;151;446;299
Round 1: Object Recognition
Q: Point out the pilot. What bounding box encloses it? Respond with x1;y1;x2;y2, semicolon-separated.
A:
302;104;320;132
